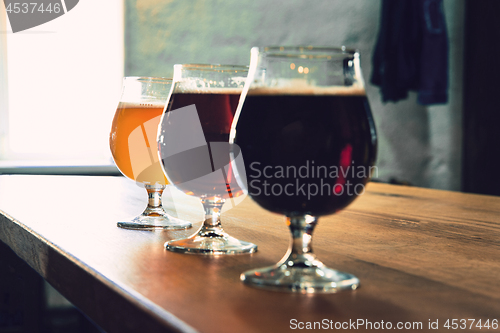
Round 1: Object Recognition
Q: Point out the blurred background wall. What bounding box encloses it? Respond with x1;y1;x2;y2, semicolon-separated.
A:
124;0;465;191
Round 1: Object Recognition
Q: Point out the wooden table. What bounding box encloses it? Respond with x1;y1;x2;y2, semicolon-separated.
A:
0;175;499;332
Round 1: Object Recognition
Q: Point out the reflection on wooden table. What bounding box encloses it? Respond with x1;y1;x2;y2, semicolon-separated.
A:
0;175;499;332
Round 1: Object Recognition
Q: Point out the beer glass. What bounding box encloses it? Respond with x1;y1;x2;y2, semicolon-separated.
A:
110;77;192;229
231;47;377;292
158;64;257;254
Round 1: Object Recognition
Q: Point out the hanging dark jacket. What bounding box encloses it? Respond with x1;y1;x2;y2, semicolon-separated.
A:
371;0;449;105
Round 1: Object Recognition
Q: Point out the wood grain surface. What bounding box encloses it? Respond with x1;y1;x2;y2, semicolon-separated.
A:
0;175;499;332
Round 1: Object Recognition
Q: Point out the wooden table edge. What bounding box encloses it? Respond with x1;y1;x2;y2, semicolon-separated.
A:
0;208;198;333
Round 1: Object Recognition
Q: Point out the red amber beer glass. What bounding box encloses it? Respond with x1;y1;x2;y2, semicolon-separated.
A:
158;65;257;254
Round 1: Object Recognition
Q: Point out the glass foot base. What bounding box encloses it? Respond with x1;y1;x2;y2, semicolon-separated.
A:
165;230;257;255
117;214;192;230
241;264;360;293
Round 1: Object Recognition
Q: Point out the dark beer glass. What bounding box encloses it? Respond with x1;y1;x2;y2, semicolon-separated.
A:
158;64;257;254
231;47;377;292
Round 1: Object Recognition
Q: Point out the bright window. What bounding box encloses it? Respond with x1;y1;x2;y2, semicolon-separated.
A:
1;0;124;166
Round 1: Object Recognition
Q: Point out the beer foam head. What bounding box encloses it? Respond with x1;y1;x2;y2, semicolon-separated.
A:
118;100;167;108
173;77;245;94
173;85;244;95
248;78;366;96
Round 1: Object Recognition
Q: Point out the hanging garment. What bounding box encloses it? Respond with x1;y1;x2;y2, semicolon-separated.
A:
371;0;449;105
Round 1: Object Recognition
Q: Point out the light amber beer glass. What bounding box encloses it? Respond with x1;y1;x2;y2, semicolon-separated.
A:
110;77;192;229
111;101;168;185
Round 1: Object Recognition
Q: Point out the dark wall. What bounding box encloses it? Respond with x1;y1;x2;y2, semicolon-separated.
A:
463;0;500;195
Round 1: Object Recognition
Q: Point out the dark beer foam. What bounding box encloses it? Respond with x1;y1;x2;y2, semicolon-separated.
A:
248;80;366;96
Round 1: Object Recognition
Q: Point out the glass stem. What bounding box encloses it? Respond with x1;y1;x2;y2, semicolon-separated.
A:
199;197;225;237
278;215;321;269
142;184;165;216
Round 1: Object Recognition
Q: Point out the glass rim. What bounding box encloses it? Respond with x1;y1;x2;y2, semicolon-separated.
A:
255;46;359;59
173;64;249;73
123;76;173;84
